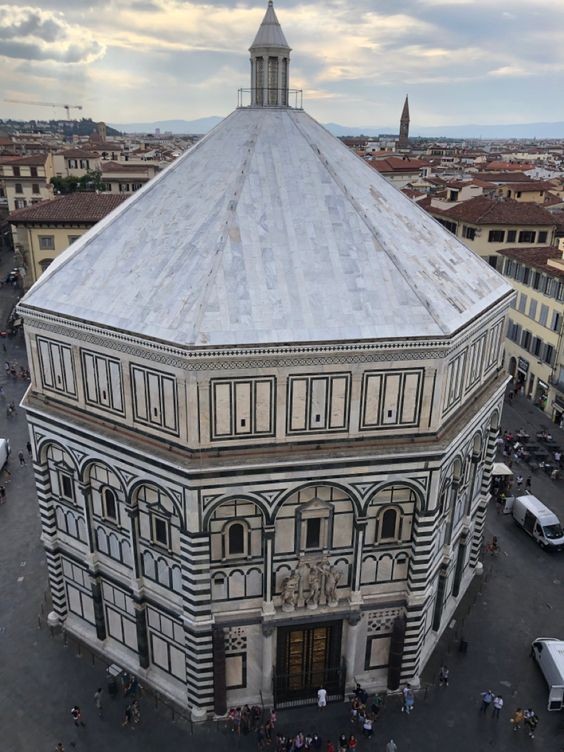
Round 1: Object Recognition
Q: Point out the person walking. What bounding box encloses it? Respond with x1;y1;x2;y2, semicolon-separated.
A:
401;684;414;714
26;440;32;457
525;476;532;491
70;705;85;727
0;485;6;504
318;685;327;709
347;735;357;752
511;707;524;731
492;694;503;719
480;690;494;714
338;733;347;752
386;741;398;752
122;703;134;729
439;665;449;687
18;450;25;466
94;687;103;718
54;744;65;752
524;709;538;738
516;474;523;490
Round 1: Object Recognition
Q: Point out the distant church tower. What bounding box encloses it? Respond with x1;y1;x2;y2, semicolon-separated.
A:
398;95;410;148
250;0;291;106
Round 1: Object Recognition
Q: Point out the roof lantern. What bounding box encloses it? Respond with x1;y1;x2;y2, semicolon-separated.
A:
249;1;291;107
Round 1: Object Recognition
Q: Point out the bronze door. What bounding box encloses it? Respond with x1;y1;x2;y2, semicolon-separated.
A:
276;621;342;701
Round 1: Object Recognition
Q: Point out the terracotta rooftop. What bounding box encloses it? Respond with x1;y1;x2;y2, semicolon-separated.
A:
475;172;530;183
370;157;431;173
0;154;47;166
483;161;535;172
8;193;127;224
61;149;100;159
101;161;153;174
437;196;557;226
498;246;564;279
500;181;554;192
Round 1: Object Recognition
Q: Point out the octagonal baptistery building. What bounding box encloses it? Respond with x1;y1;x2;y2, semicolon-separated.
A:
18;2;513;720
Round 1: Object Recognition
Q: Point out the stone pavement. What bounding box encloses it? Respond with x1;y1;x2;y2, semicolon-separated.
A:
1;245;563;751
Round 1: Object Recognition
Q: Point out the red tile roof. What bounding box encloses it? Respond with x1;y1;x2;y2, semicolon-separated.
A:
60;149;100;159
8;193;127;224
483;161;535;171
474;172;530;183
370;157;430;173
0;154;47;165
498;246;564;279
437;196;556;226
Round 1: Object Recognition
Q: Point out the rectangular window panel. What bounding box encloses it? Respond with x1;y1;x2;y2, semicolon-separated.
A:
234;381;252;435
329;376;348;429
255;380;273;434
401;372;420;422
109;361;123;412
309;378;328;430
161;376;177;432
81;350;124;414
213;382;232;436
539;304;549;327
289;378;308;431
131;364;178;434
382;373;401;425
362;374;382;427
37;337;76;398
287;374;351;434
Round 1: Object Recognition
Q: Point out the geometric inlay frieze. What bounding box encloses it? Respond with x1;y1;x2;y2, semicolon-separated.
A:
367;608;403;636
225;626;247;654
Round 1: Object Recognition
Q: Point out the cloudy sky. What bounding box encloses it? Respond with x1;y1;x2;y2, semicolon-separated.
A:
1;0;563;127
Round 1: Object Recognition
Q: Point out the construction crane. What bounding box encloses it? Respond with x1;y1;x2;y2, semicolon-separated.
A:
3;98;83;120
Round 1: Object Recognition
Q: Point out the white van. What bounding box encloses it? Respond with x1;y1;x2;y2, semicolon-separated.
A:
0;438;10;471
512;494;564;551
531;638;564;710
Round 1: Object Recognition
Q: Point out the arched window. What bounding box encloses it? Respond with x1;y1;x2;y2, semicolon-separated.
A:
102;488;117;521
380;508;398;540
227;522;245;556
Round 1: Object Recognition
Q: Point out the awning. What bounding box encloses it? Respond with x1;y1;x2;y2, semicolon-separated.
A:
492;462;514;477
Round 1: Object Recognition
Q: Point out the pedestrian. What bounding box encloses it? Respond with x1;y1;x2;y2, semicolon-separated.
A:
492;694;503;719
401;683;414;714
347;735;357;752
131;699;140;724
338;733;348;752
318;685;327;709
0;485;6;504
439;665;449;687
312;732;322;750
480;689;494;714
18;450;25;465
362;714;373;738
516;474;523;490
270;708;277;727
386;741;398;752
26;440;32;456
70;705;85;727
524;709;538;738
54;744;65;752
94;687;103;717
122;703;134;729
525;476;532;491
257;725;267;750
511;707;524;731
327;742;335;752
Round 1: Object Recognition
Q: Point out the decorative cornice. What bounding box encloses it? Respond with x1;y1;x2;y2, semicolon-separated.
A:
20;307;450;368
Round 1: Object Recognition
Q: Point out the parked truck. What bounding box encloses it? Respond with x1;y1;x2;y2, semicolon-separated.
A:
531;638;564;711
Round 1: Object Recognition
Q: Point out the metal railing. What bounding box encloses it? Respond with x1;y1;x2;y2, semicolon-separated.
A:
237;88;303;110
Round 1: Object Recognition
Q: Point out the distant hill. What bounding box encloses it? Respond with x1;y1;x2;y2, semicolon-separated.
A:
110;116;564;140
110;117;223;135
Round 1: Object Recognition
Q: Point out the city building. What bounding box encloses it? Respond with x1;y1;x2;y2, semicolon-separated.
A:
100;161;159;194
427;196;557;269
499;241;564;419
8;193;127;283
18;1;513;721
0;154;52;211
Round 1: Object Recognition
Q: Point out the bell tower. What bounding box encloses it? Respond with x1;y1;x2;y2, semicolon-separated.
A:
399;95;410;148
249;0;291;107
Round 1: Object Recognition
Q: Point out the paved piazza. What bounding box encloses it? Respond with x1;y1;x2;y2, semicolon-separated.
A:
1;254;563;751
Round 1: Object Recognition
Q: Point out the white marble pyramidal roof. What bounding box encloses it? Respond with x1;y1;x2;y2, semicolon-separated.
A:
250;0;290;50
21;107;511;348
